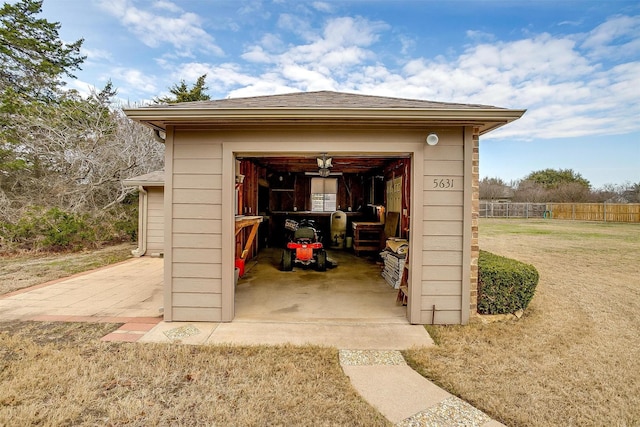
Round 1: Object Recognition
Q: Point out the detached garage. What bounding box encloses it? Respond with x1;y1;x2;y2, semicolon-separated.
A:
124;91;524;325
123;170;165;257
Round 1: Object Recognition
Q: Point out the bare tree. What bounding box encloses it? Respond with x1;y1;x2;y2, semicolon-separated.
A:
551;182;591;202
479;177;513;201
4;85;163;218
512;180;549;203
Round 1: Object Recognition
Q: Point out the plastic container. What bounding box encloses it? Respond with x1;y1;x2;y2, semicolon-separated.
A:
235;258;245;277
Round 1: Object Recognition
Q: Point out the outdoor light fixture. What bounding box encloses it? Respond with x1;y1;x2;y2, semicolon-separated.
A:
426;133;439;145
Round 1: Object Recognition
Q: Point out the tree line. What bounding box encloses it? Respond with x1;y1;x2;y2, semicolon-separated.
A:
1;1;212;252
480;169;640;203
2;1;636;252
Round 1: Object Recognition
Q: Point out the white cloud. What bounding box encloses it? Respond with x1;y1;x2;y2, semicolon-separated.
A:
312;2;333;13
97;0;223;56
108;67;158;95
398;35;415;56
115;8;639;141
81;47;112;62
153;0;182;13
277;13;317;41
241;46;273;63
581;14;640;60
466;30;496;43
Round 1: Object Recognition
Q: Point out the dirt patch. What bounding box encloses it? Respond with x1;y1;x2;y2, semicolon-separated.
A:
0;243;135;295
0;321;389;426
404;219;640;426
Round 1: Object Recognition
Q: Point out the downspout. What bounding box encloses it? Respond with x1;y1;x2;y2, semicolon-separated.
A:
153;129;166;144
131;186;148;257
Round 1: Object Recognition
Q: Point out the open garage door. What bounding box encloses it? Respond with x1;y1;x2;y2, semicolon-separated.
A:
233;153;412;323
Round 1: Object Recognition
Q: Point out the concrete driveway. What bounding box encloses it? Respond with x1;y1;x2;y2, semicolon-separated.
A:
0;257;163;322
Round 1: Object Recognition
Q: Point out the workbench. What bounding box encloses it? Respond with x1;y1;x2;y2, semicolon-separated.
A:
235;215;263;259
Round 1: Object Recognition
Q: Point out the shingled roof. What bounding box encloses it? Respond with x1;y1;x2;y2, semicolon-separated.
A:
123;170;164;187
124;90;525;134
150;90;501;110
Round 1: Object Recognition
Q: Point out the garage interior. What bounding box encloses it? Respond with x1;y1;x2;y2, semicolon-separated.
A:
234;153;412;322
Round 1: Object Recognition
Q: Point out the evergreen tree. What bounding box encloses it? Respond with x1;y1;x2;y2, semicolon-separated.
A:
1;0;86;183
154;74;210;103
524;168;591;190
0;0;85;102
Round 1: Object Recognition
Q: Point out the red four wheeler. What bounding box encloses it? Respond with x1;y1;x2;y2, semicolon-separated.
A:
281;219;327;271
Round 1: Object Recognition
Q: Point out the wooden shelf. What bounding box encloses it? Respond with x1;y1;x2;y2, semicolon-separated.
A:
352;221;383;255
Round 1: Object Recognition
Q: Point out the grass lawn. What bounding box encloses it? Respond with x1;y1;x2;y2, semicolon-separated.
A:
0;321;389;426
2;219;639;425
404;219;640;427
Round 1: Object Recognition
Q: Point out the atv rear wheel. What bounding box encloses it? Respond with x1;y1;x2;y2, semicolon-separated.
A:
281;249;293;271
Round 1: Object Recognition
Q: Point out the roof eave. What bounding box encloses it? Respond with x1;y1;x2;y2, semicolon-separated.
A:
123;180;164;187
123;107;526;134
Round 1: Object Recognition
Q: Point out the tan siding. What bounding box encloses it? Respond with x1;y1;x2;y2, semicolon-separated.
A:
423;190;464;205
424;145;463;161
174;174;222;189
423;206;464;221
172;307;222;322
420;310;461;325
173;233;221;248
424;160;464;176
173;248;222;263
147;234;163;244
420;131;465;324
421;266;462;281
173;203;222;219
173;263;222;278
173;292;222;307
173;277;222;293
420;295;462;310
423;220;463;235
170;137;223;322
423;251;463;266
173;142;221;159
173;189;222;204
173;219;221;234
174;158;222;174
421;281;461;295
423;236;463;251
146;188;164;254
148;216;163;224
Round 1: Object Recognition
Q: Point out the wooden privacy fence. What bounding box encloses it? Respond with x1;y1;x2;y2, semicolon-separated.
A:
480;202;640;223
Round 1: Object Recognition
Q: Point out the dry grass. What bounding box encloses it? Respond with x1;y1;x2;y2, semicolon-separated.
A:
404;219;640;427
0;243;135;295
0;321;389;426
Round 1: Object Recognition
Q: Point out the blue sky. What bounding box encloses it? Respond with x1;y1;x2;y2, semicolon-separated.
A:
39;0;639;188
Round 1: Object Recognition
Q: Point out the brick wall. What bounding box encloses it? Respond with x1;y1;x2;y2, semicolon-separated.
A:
470;127;480;316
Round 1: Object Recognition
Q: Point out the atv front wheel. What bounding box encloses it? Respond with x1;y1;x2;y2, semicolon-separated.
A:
316;250;327;271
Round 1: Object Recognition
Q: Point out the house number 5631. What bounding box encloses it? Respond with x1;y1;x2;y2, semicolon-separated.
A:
433;178;455;189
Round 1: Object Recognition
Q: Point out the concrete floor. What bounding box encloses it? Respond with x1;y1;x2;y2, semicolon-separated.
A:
0;248;407;326
0;257;163;321
235;248;408;324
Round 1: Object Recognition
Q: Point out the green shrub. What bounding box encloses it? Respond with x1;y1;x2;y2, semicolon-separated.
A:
41;207;95;250
0;202;138;253
477;250;539;315
0;206;94;251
